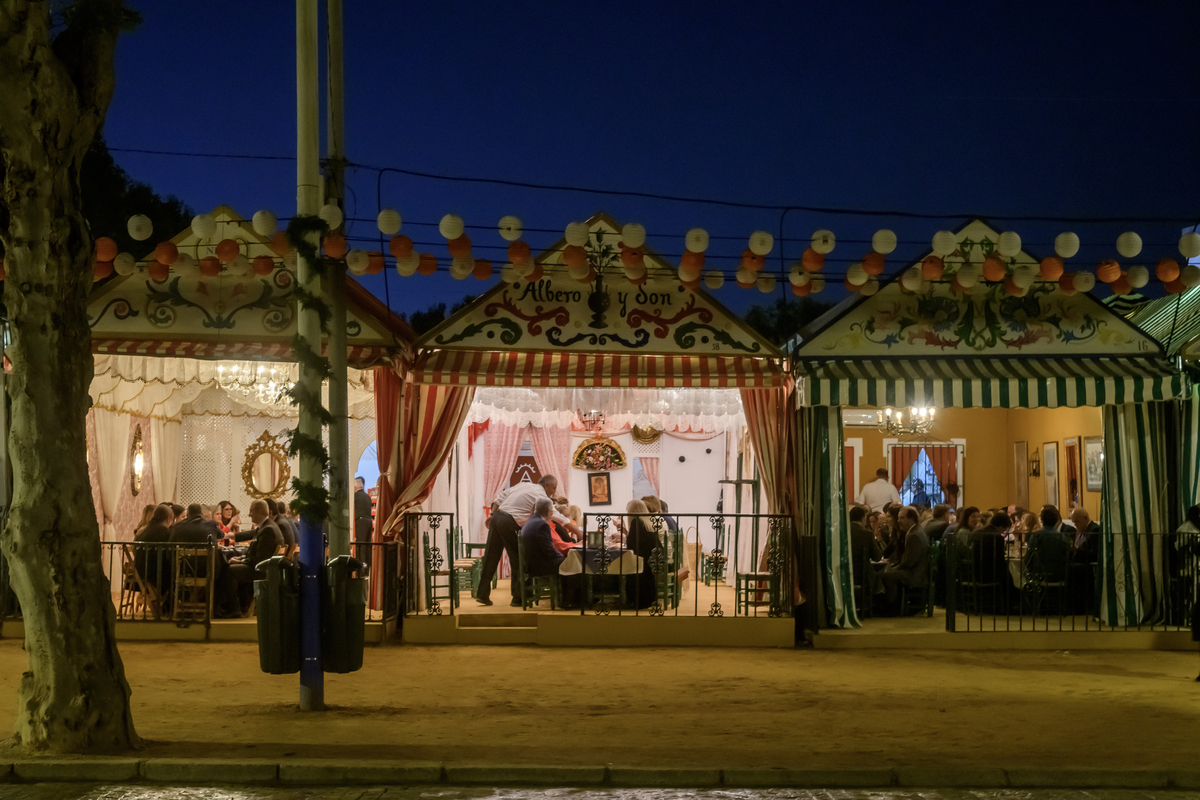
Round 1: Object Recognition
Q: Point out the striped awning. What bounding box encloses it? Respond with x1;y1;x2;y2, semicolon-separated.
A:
795;357;1186;408
91;339;395;368
410;349;789;388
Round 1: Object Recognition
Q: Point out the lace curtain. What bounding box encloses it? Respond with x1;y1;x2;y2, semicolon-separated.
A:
467;387;744;433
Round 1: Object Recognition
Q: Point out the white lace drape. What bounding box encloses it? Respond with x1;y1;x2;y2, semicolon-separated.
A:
93;408;130;540
467;387;744;433
150;417;182;505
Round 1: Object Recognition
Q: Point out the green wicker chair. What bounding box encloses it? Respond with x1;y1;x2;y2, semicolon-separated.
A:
517;536;560;611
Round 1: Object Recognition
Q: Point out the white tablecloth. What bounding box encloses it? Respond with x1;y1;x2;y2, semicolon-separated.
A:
558;547;643;576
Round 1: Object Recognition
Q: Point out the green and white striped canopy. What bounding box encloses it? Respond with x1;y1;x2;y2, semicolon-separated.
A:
795;357;1186;408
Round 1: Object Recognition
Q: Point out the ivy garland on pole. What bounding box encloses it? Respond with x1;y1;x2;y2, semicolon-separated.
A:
284;215;336;523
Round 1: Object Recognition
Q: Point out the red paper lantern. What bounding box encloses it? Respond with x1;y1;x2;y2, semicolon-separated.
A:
844;277;860;292
576;268;596;284
1111;275;1132;295
1004;277;1021;296
215;238;239;263
155;241;179;266
681;250;704;271
921;255;944;280
1059;273;1076;293
741;249;765;272
1156;258;1180;282
472;259;493;280
417;253;438;275
681;278;701;291
270;231;291;256
94;260;114;280
148;261;170;282
801;248;825;272
982;255;1007;282
447;235;472;258
562;244;587;268
950;275;967;293
1165;278;1184;294
199;256;222;277
252;255;274;276
791;281;811;297
323;233;348;259
619;247;645;268
863;251;886;276
1096;259;1121;283
526;264;543;282
389;235;413;259
1039;256;1064;281
366;251;385;274
95;236;118;262
508;240;531;265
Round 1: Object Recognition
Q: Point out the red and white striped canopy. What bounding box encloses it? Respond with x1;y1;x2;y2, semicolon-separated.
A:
409;349;788;388
92;339;394;369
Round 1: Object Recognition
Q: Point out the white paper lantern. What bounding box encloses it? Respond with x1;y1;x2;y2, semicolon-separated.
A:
901;266;923;291
735;268;756;286
190;213;216;240
757;274;777;293
678;266;701;283
252;210;278;237
439;213;465;240
956;262;981;288
846;262;868;286
282;250;298;269
174;252;196;272
704;270;724;290
623;264;647;282
346;249;370;275
396;253;420;277
788;264;806;286
569;263;592;281
376;208;402;236
808;275;826;294
871;230;897;255
931;230;957;257
997;231;1022;258
1127;265;1150;289
811;229;836;254
500;262;519;282
513;260;535;279
1055;232;1080;259
748;230;774;256
1116;231;1142;259
1074;271;1096;292
229;254;253;278
621;222;646;248
498;216;523;242
1182;265;1200;290
319;203;344;230
127;214;153;241
450;255;474;279
1180;231;1200;259
860;277;880;296
564;221;590;247
1012;263;1036;289
685;228;710;253
113;252;136;276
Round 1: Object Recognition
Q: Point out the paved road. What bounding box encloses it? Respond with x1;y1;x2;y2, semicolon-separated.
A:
3;788;1199;800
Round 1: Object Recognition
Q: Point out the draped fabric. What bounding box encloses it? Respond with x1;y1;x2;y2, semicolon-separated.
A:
889;444;922;494
798;405;859;628
739;388;797;517
372;365;402;539
149;417;182;505
1180;387;1200;513
927;444;960;507
93;409;131;540
528;423;572;489
1099;402;1170;626
483;423;526;507
640;457;661;496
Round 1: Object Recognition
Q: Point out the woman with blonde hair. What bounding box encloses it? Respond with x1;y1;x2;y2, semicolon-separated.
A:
622;499;659;609
133;504;157;537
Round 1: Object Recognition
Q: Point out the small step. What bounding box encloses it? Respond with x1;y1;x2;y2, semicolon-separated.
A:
457;613;534;628
456;626;537;645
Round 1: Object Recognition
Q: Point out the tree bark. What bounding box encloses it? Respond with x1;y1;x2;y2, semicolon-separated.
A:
0;0;139;752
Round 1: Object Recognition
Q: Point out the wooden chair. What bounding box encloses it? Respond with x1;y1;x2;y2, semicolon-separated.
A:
957;538;1001;615
517;536;560;611
899;540;937;617
654;529;684;611
119;543;162;620
448;526;482;600
735;527;779;616
172;546;215;622
1021;542;1070;618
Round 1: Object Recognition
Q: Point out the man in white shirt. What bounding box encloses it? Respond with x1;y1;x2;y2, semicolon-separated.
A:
855;468;901;513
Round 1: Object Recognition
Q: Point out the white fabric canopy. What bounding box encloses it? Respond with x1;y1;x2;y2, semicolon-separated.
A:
150;417;182;505
466;387;745;432
93;408;130;540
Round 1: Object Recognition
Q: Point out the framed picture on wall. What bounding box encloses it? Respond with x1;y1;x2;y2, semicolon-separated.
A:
1043;442;1059;509
587;472;612;506
1063;437;1082;510
1083;435;1104;492
1012;441;1029;510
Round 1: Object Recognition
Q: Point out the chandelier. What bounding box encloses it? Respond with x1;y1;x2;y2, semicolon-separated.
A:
878;406;936;436
577;408;605;433
216;363;294;408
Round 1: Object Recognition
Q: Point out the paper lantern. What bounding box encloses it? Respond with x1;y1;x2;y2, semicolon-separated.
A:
788;265;804;286
253;255;275;276
1156;258;1180;282
808;275;826;294
628;269;647;287
389;235;413;259
861;277;880;296
621;222;646;248
175;253;195;272
449;255;474;279
229;254;252;278
1074;271;1096;292
900;266;922;292
678;265;701;283
1012;263;1036;289
253;210;278;237
681;278;701;291
931;230;957;257
190;213;216;240
94;260;114;280
801;248;825;272
811;229;835;254
270;231;291;256
564;221;590;247
215;238;239;262
681;250;705;272
756;274;777;293
396;253;420;277
1058;273;1077;295
1165;278;1185;295
862;251;885;276
570;263;593;281
1004;278;1023;296
748;230;774;256
685;228;709;253
324;234;349;260
1055;232;1080;259
562;244;587;268
127;214;153;241
845;276;860;292
846;262;868;286
473;259;493;280
526;264;544;282
154;241;179;266
1039;256;1064;281
997;231;1022;257
345;250;369;276
704;271;724;290
282;250;298;269
148;261;169;282
949;275;967;294
791;268;812;287
513;260;535;279
439;213;464;240
447;235;472;258
982;255;1007;282
1096;259;1121;284
508;240;531;265
623;264;647;282
735;268;756;287
199;256;221;277
791;282;811;297
376;209;402;236
113;252;136;276
498;215;523;242
1180;231;1200;259
956;263;980;288
871;229;897;255
417;253;438;275
366;251;385;275
921;255;944;280
1127;265;1150;289
578;268;596;285
1111;275;1132;296
319;203;343;230
1116;231;1142;258
620;246;645;268
95;236;118;262
741;249;765;272
1182;265;1200;289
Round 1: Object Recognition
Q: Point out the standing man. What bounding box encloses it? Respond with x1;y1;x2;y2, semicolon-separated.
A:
354;476;374;571
855;468;901;513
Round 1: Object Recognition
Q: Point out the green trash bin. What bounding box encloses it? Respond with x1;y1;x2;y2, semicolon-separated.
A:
322;555;367;673
254;556;301;674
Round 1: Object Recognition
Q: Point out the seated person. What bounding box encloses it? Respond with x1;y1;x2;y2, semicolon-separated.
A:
1069;507;1101;563
134;505;175;601
518;498;565;602
849;505;883;598
225;500;285;613
169;503;222;546
269;497;298;550
880;506;929;614
216;501;240;537
1025;507;1071;581
622;499;659;609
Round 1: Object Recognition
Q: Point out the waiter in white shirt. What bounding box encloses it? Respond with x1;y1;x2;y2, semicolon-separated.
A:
855;468;901;513
475;474;581;607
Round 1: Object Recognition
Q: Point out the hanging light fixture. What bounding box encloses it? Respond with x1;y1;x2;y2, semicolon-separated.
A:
216;363;294;409
877;406;936;437
577;408;606;433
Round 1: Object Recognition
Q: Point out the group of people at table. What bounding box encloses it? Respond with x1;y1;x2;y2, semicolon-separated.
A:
472;474;690;609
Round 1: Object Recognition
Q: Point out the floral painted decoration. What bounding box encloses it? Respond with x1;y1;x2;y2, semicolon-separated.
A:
572;437;627;471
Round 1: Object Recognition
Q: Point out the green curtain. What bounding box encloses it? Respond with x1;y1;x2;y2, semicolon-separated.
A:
799;406;859;628
1099;402;1170;626
1179;386;1200;514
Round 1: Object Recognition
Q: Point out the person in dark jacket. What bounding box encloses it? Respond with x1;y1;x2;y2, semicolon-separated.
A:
849;505;883;600
880;506;929;613
622;499;659;609
134;505;174;603
267;497;297;549
226;500;284;613
169;504;221;546
519;498;565;579
1025;507;1072;580
354;476;374;569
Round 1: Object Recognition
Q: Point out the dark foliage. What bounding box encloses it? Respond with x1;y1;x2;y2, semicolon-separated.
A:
743;297;833;347
405;294;477;335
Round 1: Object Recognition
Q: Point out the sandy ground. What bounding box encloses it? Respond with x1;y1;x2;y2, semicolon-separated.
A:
0;641;1197;769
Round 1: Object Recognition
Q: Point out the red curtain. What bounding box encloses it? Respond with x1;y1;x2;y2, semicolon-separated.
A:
927;444;959;507
640;457;661;496
890;444;922;494
372;365;402;542
739;387;797;517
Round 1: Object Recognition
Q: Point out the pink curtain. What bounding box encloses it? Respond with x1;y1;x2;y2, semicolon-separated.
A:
641;457;661;496
483;423;527;507
372;365;402;541
528;424;572;494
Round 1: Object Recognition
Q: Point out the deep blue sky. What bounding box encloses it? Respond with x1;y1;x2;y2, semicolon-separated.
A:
102;2;1200;317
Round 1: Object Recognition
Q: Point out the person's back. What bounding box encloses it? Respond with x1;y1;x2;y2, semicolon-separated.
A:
1025;527;1070;579
967;516;1008;581
134;519;173;585
519;514;563;577
169;508;219;546
856;470;901;513
246;519;284;566
897;525;930;586
848;508;881;586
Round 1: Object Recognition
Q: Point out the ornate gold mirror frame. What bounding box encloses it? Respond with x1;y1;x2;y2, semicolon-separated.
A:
129;424;144;497
242;430;290;500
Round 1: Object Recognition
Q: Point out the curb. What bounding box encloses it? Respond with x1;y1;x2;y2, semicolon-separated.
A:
2;760;1197;789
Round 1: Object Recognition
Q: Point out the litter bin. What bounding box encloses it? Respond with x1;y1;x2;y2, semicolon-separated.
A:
254;556;300;674
322;555;367;673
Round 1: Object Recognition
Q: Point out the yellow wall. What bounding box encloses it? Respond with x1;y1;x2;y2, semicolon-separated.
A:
843;405;1102;517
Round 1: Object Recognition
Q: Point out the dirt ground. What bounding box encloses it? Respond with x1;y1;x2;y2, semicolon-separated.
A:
0;641;1197;769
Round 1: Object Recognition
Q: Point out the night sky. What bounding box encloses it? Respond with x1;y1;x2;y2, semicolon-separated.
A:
101;2;1200;318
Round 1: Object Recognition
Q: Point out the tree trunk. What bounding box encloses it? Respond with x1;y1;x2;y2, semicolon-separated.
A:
0;0;139;752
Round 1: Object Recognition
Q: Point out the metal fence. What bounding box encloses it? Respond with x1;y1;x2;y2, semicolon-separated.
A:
939;531;1198;632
